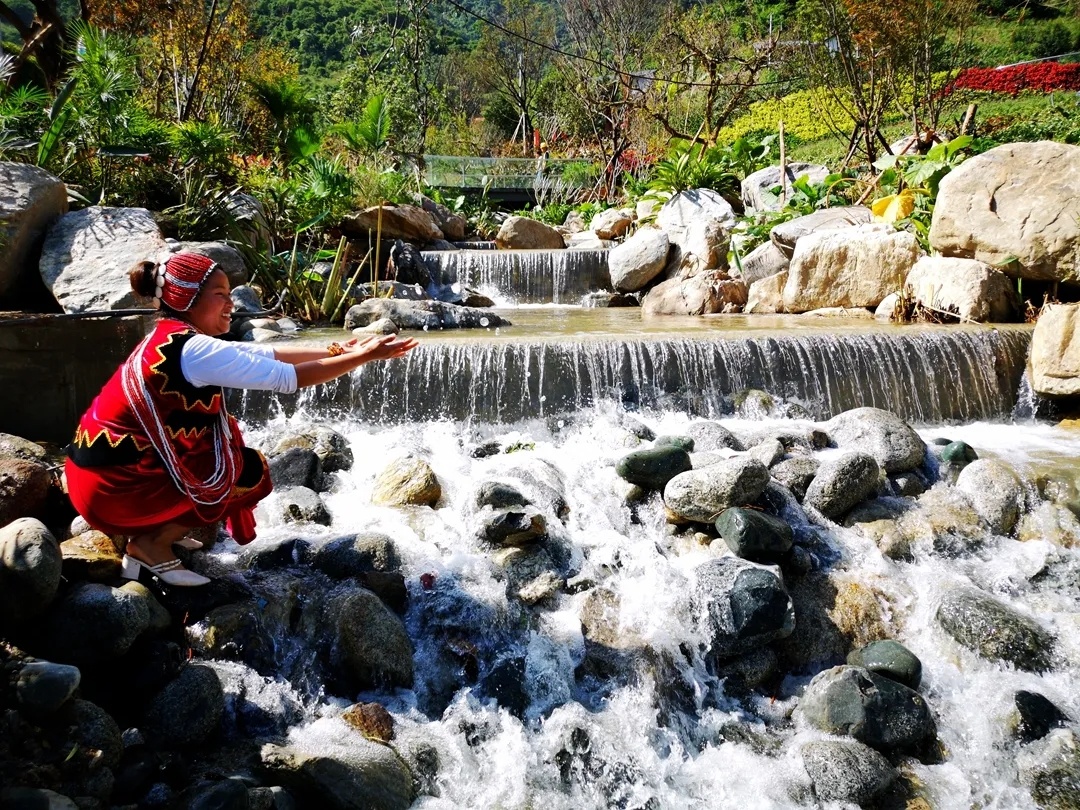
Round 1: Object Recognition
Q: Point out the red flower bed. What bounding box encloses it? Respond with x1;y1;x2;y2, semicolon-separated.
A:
945;62;1080;96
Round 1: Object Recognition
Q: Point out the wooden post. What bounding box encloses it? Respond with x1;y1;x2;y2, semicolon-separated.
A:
778;119;787;205
960;104;978;136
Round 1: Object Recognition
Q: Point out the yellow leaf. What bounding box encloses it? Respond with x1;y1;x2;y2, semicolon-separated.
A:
872;190;916;223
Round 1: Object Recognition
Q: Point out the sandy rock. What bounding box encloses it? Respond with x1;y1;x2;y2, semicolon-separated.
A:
904;256;1019;322
495;216;565;249
60;530;122;582
0;457;52;525
590;207;633;240
742;163;830;212
341;204;443;243
1030;303;1080;397
0;162;67;304
371;456;441;507
737;241;789;285
642;273;747;316
342;702;395;743
770;206;874;259
608;227;669;292
745;270;787;314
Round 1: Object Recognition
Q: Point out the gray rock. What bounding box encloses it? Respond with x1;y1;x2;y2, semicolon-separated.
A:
804;452;880;519
608;227;669;293
189;779;249;810
269;426;353;474
801;739;898;805
332;589;414;689
735;240;789;285
0;517;62;625
495;216;564;249
846;640;922;690
0;788;79;808
956;459;1023;535
40;206;166;313
118;581;171;633
144;664;224;747
580;291;638;308
40;582;149;666
177;240;248;287
1014;690;1070;743
268;447;323;492
474;481;528;510
344;298;510;331
226;192;272;249
714;507;793;563
15;661;81;714
0;457;51;526
685;421;740;451
580;587;646;650
656;189;736;260
825;407;926;474
742;163;831;213
770;205;874;259
664;457;770;523
936;587;1055;672
696;557;794;658
615;446;692;491
273;487;331;526
0;162;67;304
1017;729;1080;810
0;432;48;463
477;506;547;547
230;284;263;314
311;533;401;578
746;438;784;468
797;665;935;751
771;456;819;501
354;317;400;335
72;698;123;768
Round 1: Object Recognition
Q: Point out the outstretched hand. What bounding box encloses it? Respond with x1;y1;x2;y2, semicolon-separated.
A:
345;334;419;363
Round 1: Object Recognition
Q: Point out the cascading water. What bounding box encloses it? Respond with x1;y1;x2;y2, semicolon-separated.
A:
421;249;611;305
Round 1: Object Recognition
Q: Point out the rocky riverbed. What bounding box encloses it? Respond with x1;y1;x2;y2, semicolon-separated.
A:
2;401;1080;809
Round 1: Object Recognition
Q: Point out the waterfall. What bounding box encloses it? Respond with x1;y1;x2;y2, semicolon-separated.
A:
422;249;611;305
237;326;1031;425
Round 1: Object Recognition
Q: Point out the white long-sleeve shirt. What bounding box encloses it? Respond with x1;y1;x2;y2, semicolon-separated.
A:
180;335;298;394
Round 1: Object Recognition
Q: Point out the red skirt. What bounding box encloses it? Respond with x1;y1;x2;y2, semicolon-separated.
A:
65;446;273;545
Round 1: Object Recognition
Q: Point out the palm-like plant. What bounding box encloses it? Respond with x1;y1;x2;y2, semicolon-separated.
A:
333;93;391;155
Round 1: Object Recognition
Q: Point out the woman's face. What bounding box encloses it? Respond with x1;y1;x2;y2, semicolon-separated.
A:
184;269;233;336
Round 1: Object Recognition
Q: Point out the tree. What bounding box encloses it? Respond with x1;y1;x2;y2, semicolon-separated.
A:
0;0;72;88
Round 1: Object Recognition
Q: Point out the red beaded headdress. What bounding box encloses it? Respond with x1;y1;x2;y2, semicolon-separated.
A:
154;252;218;312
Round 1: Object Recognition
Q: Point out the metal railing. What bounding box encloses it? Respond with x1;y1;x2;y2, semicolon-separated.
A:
423;154;595;190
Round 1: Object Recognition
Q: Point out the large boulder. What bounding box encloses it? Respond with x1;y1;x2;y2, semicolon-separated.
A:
742;163;830;212
804;453;880;519
783;224;922;313
937;586;1056;672
340;204;443;243
770;206;874;259
344;298;510;331
656;189;735;278
1030;304;1080;397
331;589;414;690
0;457;51;525
176;240;248;287
929;141;1080;282
143;664;225;747
641;273;747;316
40;582;151;666
801;740;898;805
736;241;789;285
608;227;669;292
745;271;787;314
40;206;167;312
0;518;62;626
663;457;770;523
904;256;1019;322
825;407;926;474
696;557;795;658
590;208;633;240
0;162;67;303
955;459;1024;535
411;193;466;242
495;216;565;250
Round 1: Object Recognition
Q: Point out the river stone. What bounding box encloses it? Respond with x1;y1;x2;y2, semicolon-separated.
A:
770;205;874;259
273;487;331;526
1018;729;1080;810
40;206;167;313
343;702;395;743
847;640;922;690
783;224;922;313
664;457;770;523
616;446;692;491
936;587;1055;672
1014;691;1070;743
745;270;787;313
15;661;81;714
341;203;443;243
656;189;735;275
590;207;633;240
686;421;740;451
746;438;784;468
371;456;440;507
929;141;1080;282
641;273;747;316
0;162;67;303
904;256;1019;322
344;298;510;331
715;507;793;563
956;459;1023;535
189;780;249;810
798;665;934;751
40;582;150;666
270;427;353;473
69;697;124;771
261;736;415;810
269;447;323;492
475;481;528;510
580;587;646;650
60;530;122;582
608;227;669;293
119;581;171;633
696;557;794;659
1017;502;1080;548
801;739;898;805
804;452;880;519
332;589;414;689
825;408;926;474
144;664;224;747
0;457;51;525
742;163;831;212
495;215;565;249
230;284;263;314
477;506;547;547
939;440;977;474
1030;303;1080;397
176;240;247;287
311;533;401;578
0;432;47;463
770;456;819;501
0;517;62;625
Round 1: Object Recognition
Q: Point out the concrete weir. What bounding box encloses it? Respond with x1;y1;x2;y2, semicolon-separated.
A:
421;249;611;305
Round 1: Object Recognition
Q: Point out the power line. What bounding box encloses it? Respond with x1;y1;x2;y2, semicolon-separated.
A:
438;0;795;91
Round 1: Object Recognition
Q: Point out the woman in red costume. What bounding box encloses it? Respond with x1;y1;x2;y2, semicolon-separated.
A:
65;252;417;586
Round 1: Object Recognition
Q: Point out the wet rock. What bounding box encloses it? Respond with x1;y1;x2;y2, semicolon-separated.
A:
342;702;395;743
608;226;669;292
268;448;324;492
0;432;47;463
936;587;1055;672
371;456;440;507
1013;691;1070;744
685;421;740;451
493;545;560;596
239;536;306;571
580;588;645;650
0;788;79;808
474;481;528;510
40;582;150;666
696;557;794;659
477;506;547;547
189;600;276;669
332;589;414;690
663;457;770;523
344;299;510;331
956;459;1023;535
580;291;638;308
388;239;432;287
890;472;927;497
902;486;987;556
798;665;935;751
847;640;922;690
119;581;171;633
615;446;692;491
714;507;793;563
716;647;778;691
1017;503;1080;548
60;530;121;582
0;517;62;626
479;656;529;716
770;456;819;501
939;439;977;470
0;457;51;525
804;452;880;519
516;571;562;605
1018;729;1080;810
15;660;81;714
260;734;415;810
311;533;401;578
272;488;331;526
72;698;123;768
825;408;926;474
189;779;249;810
746;438;784;468
801;739;898;805
271;427;353;474
144;664;224;747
